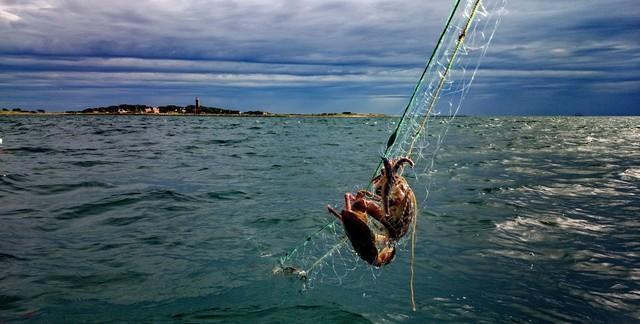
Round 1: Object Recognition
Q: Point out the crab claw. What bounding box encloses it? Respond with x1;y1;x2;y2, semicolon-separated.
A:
393;157;414;173
374;245;396;266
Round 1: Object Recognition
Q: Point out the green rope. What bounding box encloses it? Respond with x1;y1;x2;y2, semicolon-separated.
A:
405;0;481;159
370;0;463;185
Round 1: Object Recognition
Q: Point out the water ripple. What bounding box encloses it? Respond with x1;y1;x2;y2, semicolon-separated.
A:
1;116;639;322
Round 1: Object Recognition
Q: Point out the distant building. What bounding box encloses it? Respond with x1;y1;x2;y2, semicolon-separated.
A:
245;110;269;116
144;107;160;114
195;96;200;114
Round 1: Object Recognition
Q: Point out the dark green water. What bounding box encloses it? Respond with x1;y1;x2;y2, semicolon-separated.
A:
1;116;639;323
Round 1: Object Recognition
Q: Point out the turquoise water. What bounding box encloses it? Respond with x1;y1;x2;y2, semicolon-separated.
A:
1;116;639;322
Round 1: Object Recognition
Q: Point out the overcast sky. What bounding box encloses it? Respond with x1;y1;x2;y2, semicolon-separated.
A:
0;0;638;115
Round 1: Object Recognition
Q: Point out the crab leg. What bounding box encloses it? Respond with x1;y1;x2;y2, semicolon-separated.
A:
393;157;414;173
326;192;357;221
381;158;395;216
344;192;354;210
356;190;382;201
327;205;342;220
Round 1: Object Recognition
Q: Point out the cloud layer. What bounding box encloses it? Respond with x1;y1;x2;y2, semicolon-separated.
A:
0;0;638;114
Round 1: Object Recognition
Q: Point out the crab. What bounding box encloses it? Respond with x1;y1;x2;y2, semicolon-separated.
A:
371;157;417;240
327;157;417;266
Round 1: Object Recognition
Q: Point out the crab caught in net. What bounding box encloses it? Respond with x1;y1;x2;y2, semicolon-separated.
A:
277;0;508;303
327;157;417;267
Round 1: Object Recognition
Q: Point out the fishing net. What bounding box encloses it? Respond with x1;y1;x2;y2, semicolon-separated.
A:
277;0;507;291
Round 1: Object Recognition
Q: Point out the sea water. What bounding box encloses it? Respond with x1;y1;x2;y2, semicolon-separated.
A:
0;115;638;322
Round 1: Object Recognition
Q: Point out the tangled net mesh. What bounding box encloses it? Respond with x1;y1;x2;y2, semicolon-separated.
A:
278;0;507;290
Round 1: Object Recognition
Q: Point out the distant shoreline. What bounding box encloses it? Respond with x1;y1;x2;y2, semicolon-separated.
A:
0;111;389;118
0;103;388;118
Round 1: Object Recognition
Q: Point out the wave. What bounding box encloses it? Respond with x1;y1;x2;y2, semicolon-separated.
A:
620;168;640;181
54;189;197;220
171;304;372;323
0;253;28;262
201;189;253;201
33;181;115;194
199;138;248;146
69;161;120;167
6;146;55;154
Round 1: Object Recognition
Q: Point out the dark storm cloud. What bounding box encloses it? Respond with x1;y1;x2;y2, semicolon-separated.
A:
0;0;638;114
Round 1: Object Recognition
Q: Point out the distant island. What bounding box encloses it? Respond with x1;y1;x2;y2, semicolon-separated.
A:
72;103;250;115
0;103;386;118
0;102;265;116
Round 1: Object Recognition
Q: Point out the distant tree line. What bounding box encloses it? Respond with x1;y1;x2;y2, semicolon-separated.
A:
79;104;150;114
1;108;46;113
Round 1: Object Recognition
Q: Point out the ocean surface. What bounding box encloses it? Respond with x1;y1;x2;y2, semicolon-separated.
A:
1;115;639;323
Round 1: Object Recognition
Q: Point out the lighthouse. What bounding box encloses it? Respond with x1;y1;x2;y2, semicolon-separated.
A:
195;96;200;114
